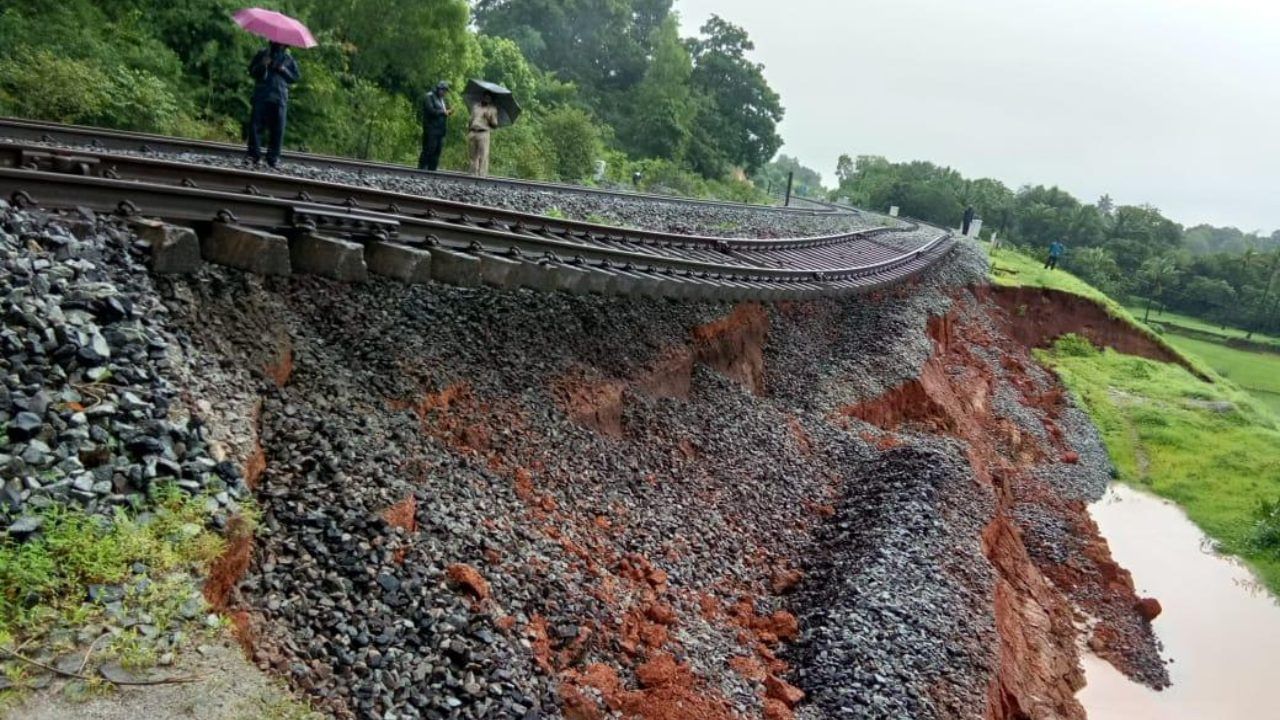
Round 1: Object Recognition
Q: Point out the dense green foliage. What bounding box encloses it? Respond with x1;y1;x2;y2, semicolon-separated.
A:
474;3;783;175
0;0;783;195
1042;336;1280;595
835;153;1280;336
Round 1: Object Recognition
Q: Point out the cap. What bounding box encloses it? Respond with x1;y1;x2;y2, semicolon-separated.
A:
436;81;450;91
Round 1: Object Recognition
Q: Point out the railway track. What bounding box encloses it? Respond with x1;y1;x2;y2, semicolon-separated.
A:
0;125;956;301
0;117;843;216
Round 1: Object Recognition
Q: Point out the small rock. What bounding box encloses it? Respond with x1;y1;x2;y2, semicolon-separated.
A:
1136;597;1162;621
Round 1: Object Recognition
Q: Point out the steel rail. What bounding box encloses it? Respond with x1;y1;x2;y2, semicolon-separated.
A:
0;167;953;293
0;142;894;251
0;117;844;216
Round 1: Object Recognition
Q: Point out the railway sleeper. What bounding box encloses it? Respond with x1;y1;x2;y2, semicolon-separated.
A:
200;221;291;277
427;246;481;287
289;231;368;283
365;241;433;283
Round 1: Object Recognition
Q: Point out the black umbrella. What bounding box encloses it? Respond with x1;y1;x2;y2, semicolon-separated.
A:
463;78;522;127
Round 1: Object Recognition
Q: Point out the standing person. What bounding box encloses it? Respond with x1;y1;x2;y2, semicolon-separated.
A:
1045;240;1065;270
962;206;975;236
246;42;300;169
418;81;452;171
467;92;500;176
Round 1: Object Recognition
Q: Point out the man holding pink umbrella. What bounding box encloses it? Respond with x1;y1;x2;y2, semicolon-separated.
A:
232;8;316;168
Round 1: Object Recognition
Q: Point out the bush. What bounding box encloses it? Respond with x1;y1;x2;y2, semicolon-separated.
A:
1054;333;1100;358
539;105;602;181
1251;497;1280;555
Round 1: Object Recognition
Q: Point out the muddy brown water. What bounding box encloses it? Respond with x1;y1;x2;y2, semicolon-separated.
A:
1077;484;1280;719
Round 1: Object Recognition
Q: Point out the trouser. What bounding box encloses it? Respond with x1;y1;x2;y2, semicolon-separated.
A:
962;218;972;235
1045;255;1060;270
418;131;445;171
467;130;491;176
247;100;286;166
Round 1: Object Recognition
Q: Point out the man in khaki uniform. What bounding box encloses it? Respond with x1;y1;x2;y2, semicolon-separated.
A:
467;92;500;176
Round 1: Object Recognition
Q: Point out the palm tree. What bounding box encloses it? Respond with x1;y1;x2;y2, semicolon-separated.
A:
1138;256;1180;324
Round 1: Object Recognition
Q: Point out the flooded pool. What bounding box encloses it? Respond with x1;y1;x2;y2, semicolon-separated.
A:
1077;483;1280;719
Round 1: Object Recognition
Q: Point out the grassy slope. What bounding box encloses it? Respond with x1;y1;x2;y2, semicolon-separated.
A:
1041;341;1280;592
986;245;1215;378
986;243;1280;595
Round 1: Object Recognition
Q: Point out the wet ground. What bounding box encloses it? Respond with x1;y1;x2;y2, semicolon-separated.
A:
1078;483;1280;719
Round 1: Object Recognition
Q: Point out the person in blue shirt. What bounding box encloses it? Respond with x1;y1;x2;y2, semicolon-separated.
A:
246;42;301;168
1045;241;1065;270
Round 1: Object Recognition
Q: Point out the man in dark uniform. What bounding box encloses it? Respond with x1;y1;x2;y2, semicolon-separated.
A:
419;81;452;171
246;42;301;168
962;206;975;236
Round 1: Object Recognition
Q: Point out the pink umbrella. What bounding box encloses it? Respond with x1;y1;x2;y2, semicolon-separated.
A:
232;7;317;49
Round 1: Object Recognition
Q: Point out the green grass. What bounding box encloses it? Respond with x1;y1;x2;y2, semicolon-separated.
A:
0;484;233;695
1127;304;1280;350
1161;334;1280;416
1040;336;1280;594
987;244;1130;316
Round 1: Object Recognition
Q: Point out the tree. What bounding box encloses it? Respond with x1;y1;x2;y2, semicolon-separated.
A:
539;105;603;180
1136;256;1181;323
686;15;783;175
308;0;475;96
754;154;824;198
474;0;667;96
835;154;856;186
1066;247;1126;297
613;15;695;162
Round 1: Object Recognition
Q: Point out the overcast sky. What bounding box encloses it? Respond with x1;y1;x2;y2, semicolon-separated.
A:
677;0;1280;233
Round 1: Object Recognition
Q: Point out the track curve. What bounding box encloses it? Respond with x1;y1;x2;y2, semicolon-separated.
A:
0;121;956;301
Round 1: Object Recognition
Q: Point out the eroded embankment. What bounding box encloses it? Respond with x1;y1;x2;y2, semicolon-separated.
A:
830;297;1170;720
987;286;1204;379
162;240;1168;720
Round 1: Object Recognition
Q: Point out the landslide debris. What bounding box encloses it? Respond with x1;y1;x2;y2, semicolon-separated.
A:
0;201;1172;720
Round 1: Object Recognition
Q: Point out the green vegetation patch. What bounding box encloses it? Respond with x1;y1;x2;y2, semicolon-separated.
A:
1162;334;1280;417
989;244;1140;320
0;485;234;697
1040;336;1280;594
1131;304;1280;351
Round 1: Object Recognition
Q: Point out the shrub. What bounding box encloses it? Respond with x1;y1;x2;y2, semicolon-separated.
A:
539;105;602;181
1251;497;1280;555
1054;333;1099;358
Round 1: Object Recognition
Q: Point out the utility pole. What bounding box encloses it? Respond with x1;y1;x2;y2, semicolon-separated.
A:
784;171;794;207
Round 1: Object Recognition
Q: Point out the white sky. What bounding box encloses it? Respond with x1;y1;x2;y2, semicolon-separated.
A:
677;0;1280;233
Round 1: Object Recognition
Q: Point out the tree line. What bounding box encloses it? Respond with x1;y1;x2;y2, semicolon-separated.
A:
0;0;784;199
831;153;1280;336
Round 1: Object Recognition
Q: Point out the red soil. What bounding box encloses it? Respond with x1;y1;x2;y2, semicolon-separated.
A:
838;296;1167;720
446;563;492;600
691;303;770;395
263;340;294;388
987;285;1206;379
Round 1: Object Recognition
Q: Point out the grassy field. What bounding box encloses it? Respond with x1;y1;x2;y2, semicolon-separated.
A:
1161;334;1280;416
1041;337;1280;594
1127;304;1280;349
